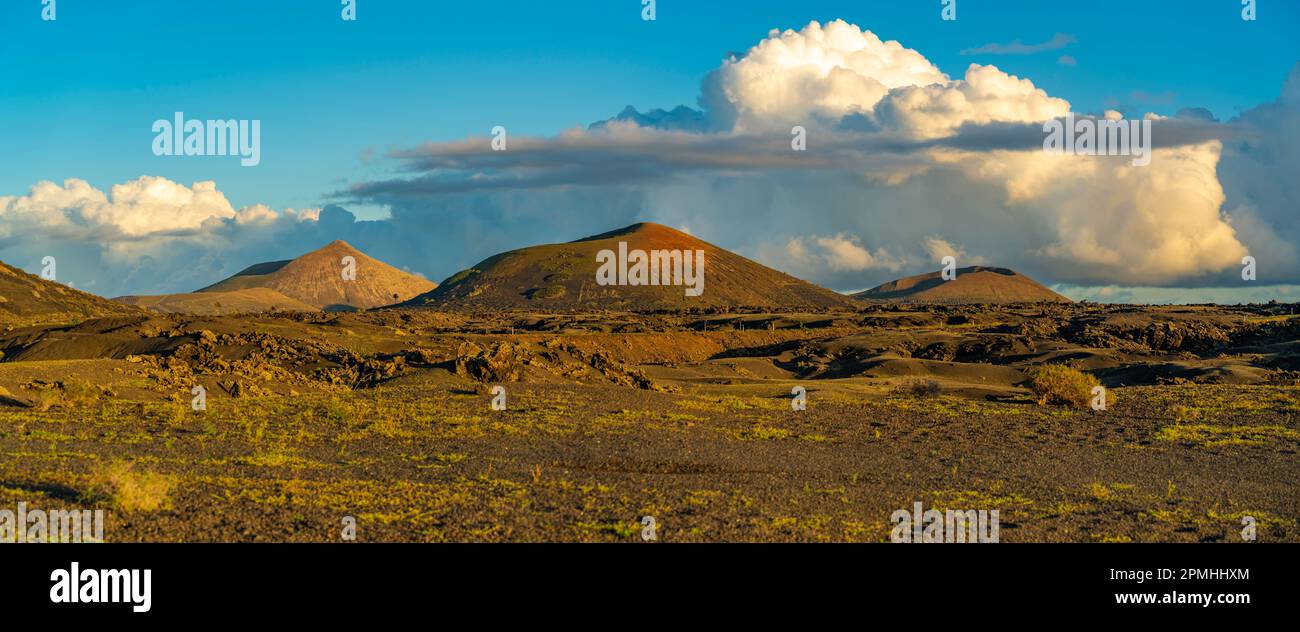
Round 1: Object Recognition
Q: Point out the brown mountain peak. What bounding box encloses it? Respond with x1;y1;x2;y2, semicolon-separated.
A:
197;241;435;310
403;222;854;311
321;239;357;251
574;222;692;243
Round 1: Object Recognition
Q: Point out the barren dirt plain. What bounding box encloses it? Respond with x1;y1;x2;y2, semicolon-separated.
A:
1;303;1297;542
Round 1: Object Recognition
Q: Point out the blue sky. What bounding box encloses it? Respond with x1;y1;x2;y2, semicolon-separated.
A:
3;0;1295;214
1;1;1298;302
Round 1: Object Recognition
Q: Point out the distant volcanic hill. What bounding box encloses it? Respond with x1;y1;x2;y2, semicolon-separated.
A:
853;266;1072;304
0;260;143;326
197;240;436;311
114;287;319;315
404;222;856;311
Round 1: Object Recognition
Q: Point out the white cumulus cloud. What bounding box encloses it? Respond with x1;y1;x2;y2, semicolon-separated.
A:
703;20;948;132
784;233;902;273
0;177;326;295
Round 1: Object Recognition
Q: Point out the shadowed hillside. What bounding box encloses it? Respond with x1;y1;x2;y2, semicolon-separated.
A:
0;260;142;326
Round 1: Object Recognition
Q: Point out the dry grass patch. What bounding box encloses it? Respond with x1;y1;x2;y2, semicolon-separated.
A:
86;460;173;511
1027;365;1099;408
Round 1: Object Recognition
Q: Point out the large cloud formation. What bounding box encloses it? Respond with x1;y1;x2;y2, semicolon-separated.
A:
701;21;949;132
1;177;330;295
340;20;1287;293
3;20;1297;300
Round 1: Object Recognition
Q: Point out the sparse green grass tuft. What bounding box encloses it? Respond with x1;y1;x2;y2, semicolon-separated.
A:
738;425;792;440
1154;424;1300;448
1171;404;1200;423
